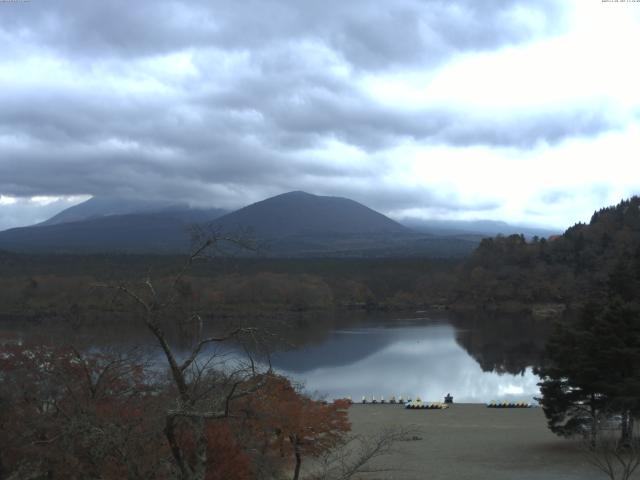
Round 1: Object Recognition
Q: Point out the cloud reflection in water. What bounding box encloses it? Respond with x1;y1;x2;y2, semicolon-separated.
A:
272;323;540;403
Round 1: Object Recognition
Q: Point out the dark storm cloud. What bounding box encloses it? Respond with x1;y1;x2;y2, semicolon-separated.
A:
0;0;613;220
2;0;566;66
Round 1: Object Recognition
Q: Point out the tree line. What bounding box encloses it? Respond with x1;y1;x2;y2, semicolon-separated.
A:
453;196;640;311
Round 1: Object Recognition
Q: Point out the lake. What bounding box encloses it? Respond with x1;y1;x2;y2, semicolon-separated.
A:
270;315;545;404
3;311;551;404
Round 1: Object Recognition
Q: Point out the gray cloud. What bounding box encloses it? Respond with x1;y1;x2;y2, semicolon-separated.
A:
539;184;614;208
1;0;566;66
0;0;619;227
539;189;573;205
321;184;502;216
433;107;619;148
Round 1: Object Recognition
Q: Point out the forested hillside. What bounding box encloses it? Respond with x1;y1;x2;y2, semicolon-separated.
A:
454;196;640;309
0;252;458;318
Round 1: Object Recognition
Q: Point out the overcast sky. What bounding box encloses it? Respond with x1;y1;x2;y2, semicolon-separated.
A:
1;0;639;231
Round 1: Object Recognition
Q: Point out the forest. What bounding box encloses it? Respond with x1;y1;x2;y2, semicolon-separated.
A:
452;196;640;312
0;253;458;319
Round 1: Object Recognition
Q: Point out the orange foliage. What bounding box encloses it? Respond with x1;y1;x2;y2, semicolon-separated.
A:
238;374;351;467
205;423;253;480
0;341;168;479
0;339;350;480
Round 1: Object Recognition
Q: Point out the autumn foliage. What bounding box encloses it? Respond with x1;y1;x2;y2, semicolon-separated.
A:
238;374;351;479
0;339;351;479
0;338;168;479
248;375;350;453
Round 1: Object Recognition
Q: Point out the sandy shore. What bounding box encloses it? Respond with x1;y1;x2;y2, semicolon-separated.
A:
338;403;616;480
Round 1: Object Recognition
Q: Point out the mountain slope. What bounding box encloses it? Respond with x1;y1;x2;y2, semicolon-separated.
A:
40;197;180;226
0;208;227;253
0;191;480;257
213;191;409;238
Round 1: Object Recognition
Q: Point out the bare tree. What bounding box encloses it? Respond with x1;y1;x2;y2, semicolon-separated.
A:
583;422;640;480
308;427;423;480
97;231;268;480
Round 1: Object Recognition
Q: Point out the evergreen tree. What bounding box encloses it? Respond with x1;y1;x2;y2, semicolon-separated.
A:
536;304;609;443
537;256;640;444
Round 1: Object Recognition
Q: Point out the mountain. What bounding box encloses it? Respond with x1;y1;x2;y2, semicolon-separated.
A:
399;218;559;239
40;197;180;226
0;197;228;253
213;191;409;238
208;191;481;257
0;191;480;257
208;191;420;256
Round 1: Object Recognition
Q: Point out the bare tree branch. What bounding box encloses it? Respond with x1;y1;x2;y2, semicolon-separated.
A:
179;327;255;374
308;426;422;480
583;426;640;480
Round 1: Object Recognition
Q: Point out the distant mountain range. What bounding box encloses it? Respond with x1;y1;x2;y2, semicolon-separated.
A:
0;210;227;253
40;197;226;226
401;218;557;239
0;191;559;257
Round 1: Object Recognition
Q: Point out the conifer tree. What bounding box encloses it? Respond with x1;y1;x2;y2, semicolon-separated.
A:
537;254;640;444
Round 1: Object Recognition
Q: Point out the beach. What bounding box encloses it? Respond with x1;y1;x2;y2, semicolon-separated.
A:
340;403;613;480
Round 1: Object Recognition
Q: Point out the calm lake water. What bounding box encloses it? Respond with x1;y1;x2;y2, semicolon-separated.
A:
270;316;543;404
5;311;550;404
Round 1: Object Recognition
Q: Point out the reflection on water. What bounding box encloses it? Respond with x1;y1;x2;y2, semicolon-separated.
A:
271;319;542;403
451;314;549;376
3;311;550;404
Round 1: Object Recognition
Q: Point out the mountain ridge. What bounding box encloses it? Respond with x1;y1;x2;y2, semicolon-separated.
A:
400;218;559;239
0;191;556;257
0;191;422;255
40;196;227;226
211;191;409;239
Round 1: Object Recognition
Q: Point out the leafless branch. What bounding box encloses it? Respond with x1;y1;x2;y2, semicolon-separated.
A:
179;327;254;373
309;426;422;480
583;427;640;480
90;232;271;480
